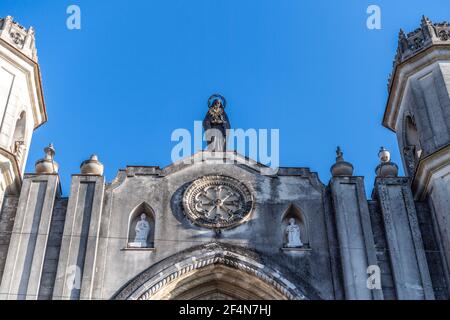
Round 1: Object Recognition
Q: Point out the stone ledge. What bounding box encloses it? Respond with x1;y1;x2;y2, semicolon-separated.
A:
122;247;156;252
281;247;312;252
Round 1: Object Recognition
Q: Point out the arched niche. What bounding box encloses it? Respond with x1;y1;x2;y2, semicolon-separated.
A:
403;115;422;176
11;111;27;163
127;202;155;249
281;204;309;248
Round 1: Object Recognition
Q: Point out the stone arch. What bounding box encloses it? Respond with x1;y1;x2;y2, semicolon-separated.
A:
127;202;155;248
281;204;309;247
112;243;311;300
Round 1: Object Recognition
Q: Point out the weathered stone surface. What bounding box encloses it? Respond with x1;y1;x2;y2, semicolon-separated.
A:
0;175;60;300
368;201;397;300
0;16;448;301
0;196;18;282
416;202;450;299
52;176;104;300
330;177;382;300
93;156;334;300
385;17;450;296
374;178;434;300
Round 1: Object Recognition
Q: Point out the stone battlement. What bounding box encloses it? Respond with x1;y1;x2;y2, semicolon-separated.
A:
0;16;37;61
388;16;450;91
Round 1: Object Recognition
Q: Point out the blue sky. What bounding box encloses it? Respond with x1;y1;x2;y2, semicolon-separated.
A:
1;0;450;195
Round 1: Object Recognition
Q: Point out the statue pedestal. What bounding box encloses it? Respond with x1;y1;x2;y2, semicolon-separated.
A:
281;247;311;252
201;151;227;163
128;242;147;248
122;246;155;252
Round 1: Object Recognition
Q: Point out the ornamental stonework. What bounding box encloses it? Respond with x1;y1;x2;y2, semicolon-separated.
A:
387;16;450;91
182;175;253;229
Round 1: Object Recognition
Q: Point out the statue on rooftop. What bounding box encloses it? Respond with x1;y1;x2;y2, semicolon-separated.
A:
203;94;230;152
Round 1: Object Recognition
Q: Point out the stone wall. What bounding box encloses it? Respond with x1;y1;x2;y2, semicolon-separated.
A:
95;158;336;300
38;198;67;300
0;196;18;282
0;155;448;300
368;201;396;300
416;201;449;299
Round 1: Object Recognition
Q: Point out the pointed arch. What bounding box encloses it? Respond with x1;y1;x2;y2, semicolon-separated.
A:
112;243;313;300
127;202;155;248
281;204;309;247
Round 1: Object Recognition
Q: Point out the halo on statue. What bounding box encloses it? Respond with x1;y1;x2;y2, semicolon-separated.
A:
208;94;227;109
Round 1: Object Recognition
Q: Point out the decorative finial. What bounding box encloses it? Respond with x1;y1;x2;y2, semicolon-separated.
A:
331;146;354;177
44;143;56;159
336;146;344;161
80;154;104;176
378;147;391;163
35;143;59;174
421;15;432;26
376;147;398;177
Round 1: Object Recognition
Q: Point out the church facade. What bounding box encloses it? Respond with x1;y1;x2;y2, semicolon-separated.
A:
0;15;449;300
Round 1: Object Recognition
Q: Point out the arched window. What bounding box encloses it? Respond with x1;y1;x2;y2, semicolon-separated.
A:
11;111;27;162
403;115;422;176
281;204;308;248
127;202;155;249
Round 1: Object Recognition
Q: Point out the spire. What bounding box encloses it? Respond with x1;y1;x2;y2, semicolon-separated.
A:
335;146;344;161
421;15;436;41
35;143;59;174
421;15;432;27
330;146;354;177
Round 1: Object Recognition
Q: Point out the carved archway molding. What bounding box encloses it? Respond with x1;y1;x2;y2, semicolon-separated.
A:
113;242;309;300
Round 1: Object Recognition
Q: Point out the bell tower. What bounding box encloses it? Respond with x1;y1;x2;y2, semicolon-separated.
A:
0;16;47;207
384;16;450;276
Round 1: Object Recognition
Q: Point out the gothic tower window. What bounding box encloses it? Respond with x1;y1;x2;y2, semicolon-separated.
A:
127;202;155;249
403;115;422;176
11;111;27;163
281;204;308;249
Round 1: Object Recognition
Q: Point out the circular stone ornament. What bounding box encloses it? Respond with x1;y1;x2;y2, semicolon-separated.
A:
183;175;254;229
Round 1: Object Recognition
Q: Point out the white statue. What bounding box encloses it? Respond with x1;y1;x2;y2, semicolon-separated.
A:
285;218;303;248
14;140;26;163
133;214;150;247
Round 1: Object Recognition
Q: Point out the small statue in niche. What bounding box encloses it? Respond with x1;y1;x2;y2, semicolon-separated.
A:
285;218;303;248
131;214;150;248
13;140;26;163
203;94;230;152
